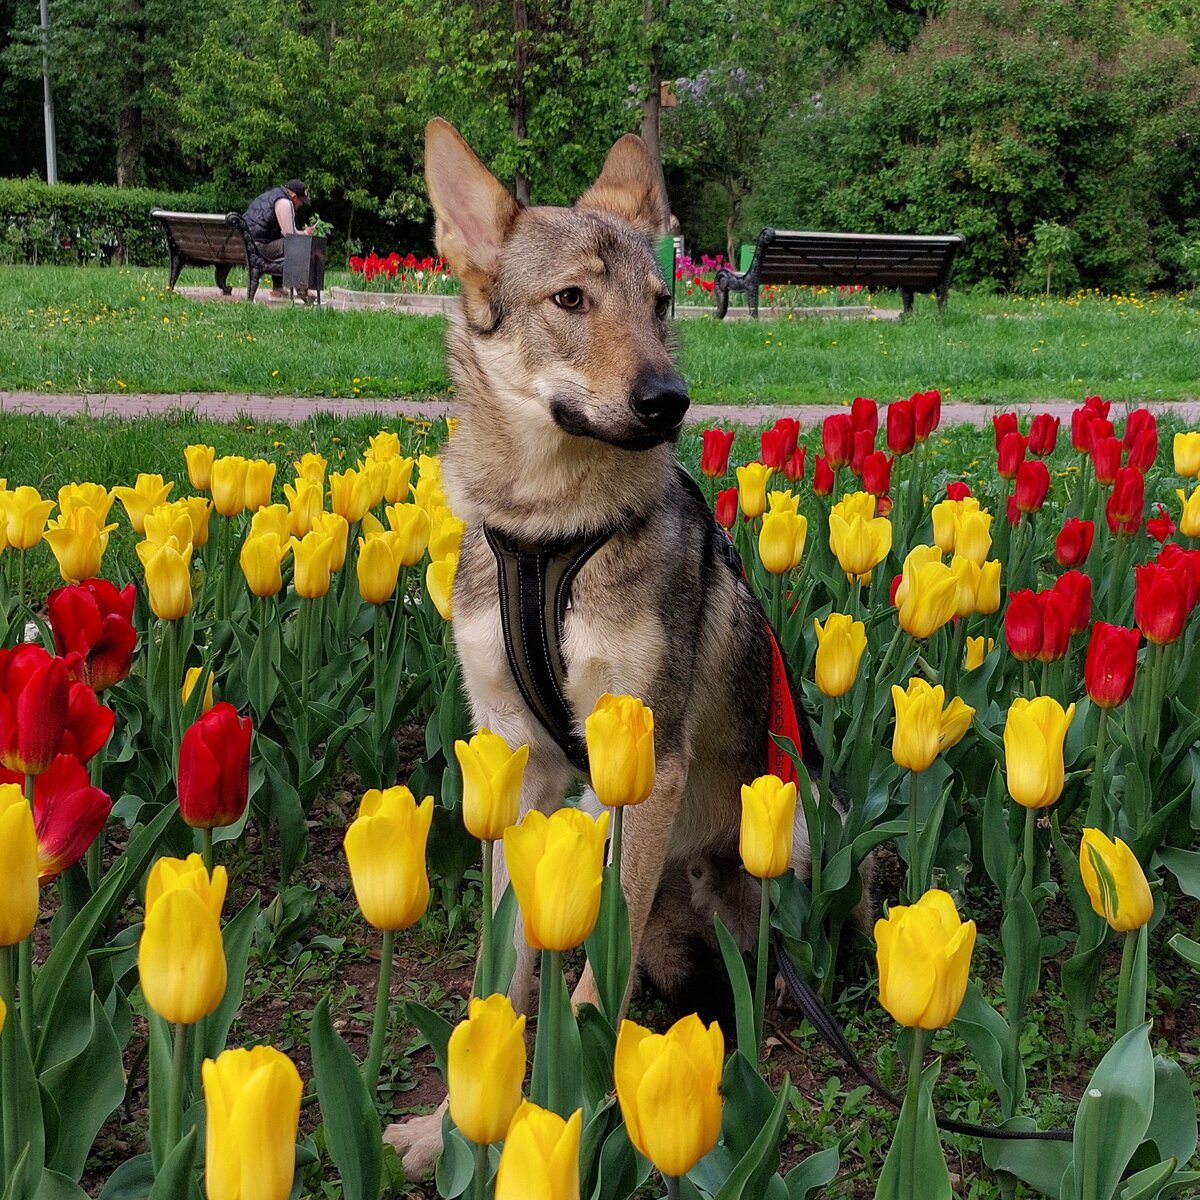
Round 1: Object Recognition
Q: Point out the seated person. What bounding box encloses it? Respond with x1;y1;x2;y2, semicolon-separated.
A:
241;179;313;297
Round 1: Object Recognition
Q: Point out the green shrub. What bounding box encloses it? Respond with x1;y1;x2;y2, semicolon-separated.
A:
0;177;235;266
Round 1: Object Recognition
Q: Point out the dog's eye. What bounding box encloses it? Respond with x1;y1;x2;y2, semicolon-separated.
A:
654;294;671;319
552;287;587;311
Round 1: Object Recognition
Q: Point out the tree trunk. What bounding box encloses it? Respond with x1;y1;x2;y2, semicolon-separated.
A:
115;0;144;186
640;0;670;220
511;0;530;205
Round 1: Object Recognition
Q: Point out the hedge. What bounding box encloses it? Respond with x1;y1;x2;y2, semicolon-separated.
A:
0;178;243;268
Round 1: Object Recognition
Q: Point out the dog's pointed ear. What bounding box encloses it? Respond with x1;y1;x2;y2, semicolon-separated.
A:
576;134;668;234
425;118;520;288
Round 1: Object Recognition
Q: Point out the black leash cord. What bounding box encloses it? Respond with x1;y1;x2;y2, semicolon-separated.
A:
774;944;1073;1142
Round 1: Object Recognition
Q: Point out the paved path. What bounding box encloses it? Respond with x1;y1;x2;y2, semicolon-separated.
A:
3;391;1200;428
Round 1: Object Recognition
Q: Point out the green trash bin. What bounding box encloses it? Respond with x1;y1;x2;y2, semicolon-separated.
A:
656;236;678;316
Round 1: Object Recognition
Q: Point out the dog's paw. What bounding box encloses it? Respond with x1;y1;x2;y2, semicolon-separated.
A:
383;1103;447;1181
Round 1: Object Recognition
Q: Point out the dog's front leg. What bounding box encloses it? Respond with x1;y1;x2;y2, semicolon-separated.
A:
571;755;687;1015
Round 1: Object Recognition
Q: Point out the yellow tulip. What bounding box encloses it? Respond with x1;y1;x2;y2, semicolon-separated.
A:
385;503;431;565
202;1046;302;1200
739;774;797;878
412;474;448;513
875;888;976;1028
283;477;324;537
1;485;56;549
955;509;993;567
964;636;995;671
365;430;401;461
736;462;773;519
328;468;375;524
831;491;878;523
813;612;867;698
0;996;5;1035
179;496;212;548
455;729;529;841
429;508;467;561
494;1102;581;1200
759;509;808;574
382;456;416;504
293;452;327;483
249;503;291;543
57;481;114;521
828;510;892;580
0;782;39;946
427;552;458;621
1173;431;1200;478
44;508;118;583
504;808;609;950
182;666;216;714
290;530;336;599
138;854;227;1024
1177;487;1200;538
112;474;174;534
1079;828;1154;932
240;532;290;597
896;548;958;638
891;679;974;773
359;459;390;508
311;512;349;572
211;456;249;517
356;534;403;604
143;502;194;549
930;499;961;554
948;555;981;620
1003;696;1076;809
447;994;527;1145
343;787;433;930
417;453;443;487
243;459;276;512
767;489;800;515
975;559;1003;615
614;1014;724;1177
585;694;655;808
136;537;193;620
185;444;215;490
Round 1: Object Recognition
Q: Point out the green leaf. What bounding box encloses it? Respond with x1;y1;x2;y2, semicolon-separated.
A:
1000;882;1041;1032
587;1122;646;1200
485;884;519;999
1157;847;1200;901
983;1119;1072;1198
577;1004;617;1112
1;1007;45;1194
31;1172;90;1200
784;1146;840;1199
710;1075;793;1200
874;1059;953;1200
97;1153;155;1200
309;998;382;1200
1144;1055;1197;1169
950;981;1024;1119
1;1145;37;1200
584;862;632;1024
529;951;582;1118
401;1001;453;1081
146;1128;198;1200
433;1112;474;1200
1168;932;1200;970
1118;1158;1178;1200
713;915;757;1064
147;1015;174;1173
194;897;261;1079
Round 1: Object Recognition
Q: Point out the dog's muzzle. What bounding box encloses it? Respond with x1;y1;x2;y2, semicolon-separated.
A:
630;370;690;438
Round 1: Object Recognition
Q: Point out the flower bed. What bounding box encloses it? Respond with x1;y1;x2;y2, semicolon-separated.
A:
347;251;458;294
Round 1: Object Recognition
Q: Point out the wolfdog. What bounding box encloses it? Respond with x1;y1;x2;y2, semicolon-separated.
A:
386;118;838;1176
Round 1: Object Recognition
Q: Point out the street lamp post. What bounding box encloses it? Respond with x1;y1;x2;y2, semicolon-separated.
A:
40;0;58;184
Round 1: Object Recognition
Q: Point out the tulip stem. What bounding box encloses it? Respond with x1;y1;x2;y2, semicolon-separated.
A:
200;828;214;875
86;737;108;890
1085;706;1111;832
905;769;921;902
364;927;395;1099
165;619;181;781
664;1175;681;1200
1115;925;1147;1041
373;605;387;779
606;807;625;1011
166;1021;188;1157
538;949;565;1115
16;548;27;627
1022;806;1038;910
476;840;494;999
19;774;35;1046
472;1140;490;1200
754;877;772;1057
299;597;313;758
0;948;18;1173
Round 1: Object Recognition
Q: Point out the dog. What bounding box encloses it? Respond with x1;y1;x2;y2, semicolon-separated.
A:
386;118;844;1177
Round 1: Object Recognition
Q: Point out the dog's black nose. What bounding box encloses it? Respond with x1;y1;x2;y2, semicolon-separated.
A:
630;371;690;431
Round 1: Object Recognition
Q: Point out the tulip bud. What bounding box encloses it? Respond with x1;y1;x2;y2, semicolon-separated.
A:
1173;432;1200;478
735;463;773;520
385;503;432;565
0;782;39;945
138;854;227;1024
1177;486;1200;538
1084;622;1139;709
426;552;458;621
813;612;867;698
57;482;115;522
356;534;403;604
758;508;808;574
185;444;215;490
760;426;789;471
240;532;290;597
874;889;976;1028
1014;459;1050;513
0;645;69;775
43;507;119;584
504;807;609;950
48;579;136;692
136;537;193;620
1053;570;1092;635
1079;828;1154;932
179;703;252;830
243;459;277;512
997;432;1027;481
1092;437;1122;487
1;485;56;550
964;636;994;671
585;694;655;808
812;454;835;496
783;445;807;482
821;414;853;468
494;1102;582;1200
1028;413;1059;457
312;512;349;571
203;1046;303;1200
614;1015;724;1177
113;474;174;534
182;666;216;714
293;452;327;483
887;401;916;455
849;428;875;477
714;487;737;529
976;559;1002;615
896;548;958;638
290;530;337;599
891;679;974;773
448;994;527;1145
861;451;893;497
913;390;941;441
1055;517;1094;567
456;729;529;840
329;468;375;524
1134;561;1188;645
828;498;892;580
1003;696;1075;809
1106;466;1145;534
344;787;433;930
739;774;797;878
211;456;250;517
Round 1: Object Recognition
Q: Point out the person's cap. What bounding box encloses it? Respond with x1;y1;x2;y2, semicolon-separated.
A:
285;179;308;199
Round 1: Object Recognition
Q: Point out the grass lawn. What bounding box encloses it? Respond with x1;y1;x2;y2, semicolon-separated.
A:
1;265;1198;406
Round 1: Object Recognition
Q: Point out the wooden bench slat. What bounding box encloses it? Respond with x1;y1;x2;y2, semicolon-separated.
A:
151;208;283;300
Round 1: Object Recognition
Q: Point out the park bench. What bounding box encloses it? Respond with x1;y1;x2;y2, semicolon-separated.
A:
713;229;965;318
150;210;284;301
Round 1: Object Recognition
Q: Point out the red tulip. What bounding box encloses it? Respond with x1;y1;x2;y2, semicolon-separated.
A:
1071;407;1096;453
812;455;835;497
715;486;738;529
1123;408;1157;454
1028;414;1060;457
1147;503;1176;543
886;401;916;455
1134;562;1188;645
850;397;878;439
913;389;941;442
1055;518;1094;567
889;573;903;606
1083;394;1111;420
1053;570;1092;635
1014;460;1050;513
1125;427;1158;473
850;429;875;477
945;482;972;501
1106;467;1145;535
1005;590;1044;662
993;412;1020;453
1091;437;1122;485
1037;591;1073;662
62;681;115;764
862;451;894;497
48;579;137;692
998;432;1028;481
877;494;894;517
700;429;735;478
1158;545;1200;612
1085;623;1139;709
771;417;800;461
783;446;807;483
822;414;853;469
0;754;111;881
0;646;69;775
760;427;789;471
1006;494;1021;527
178;702;253;830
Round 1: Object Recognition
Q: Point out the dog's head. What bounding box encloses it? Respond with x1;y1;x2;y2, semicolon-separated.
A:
425;119;689;451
